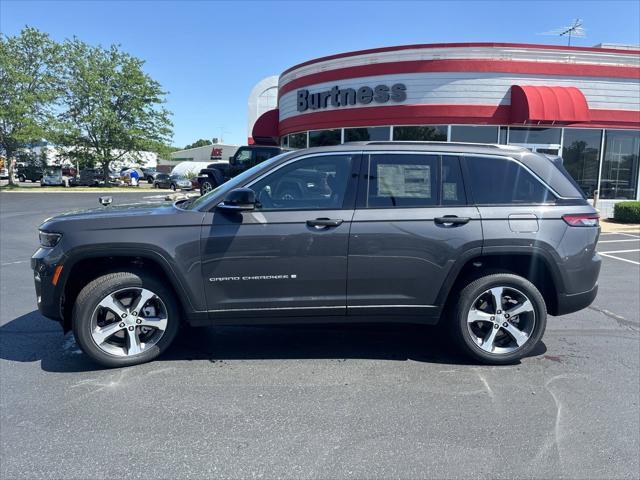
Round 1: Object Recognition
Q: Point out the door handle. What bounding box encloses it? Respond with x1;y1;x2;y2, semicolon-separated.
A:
434;215;470;226
306;218;343;228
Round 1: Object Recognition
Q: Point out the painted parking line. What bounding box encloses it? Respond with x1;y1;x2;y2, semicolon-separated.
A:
600;232;640;237
598;239;640;243
599;252;640;266
598;249;640;254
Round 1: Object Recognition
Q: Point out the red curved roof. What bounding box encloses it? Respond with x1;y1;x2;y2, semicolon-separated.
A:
281;42;640;76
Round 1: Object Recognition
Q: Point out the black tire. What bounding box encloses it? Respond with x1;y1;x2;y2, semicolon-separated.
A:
171;183;176;191
72;271;180;368
18;174;26;182
154;183;159;189
451;273;546;365
200;179;216;196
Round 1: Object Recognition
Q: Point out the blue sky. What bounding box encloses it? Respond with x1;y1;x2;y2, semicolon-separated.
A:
2;0;639;147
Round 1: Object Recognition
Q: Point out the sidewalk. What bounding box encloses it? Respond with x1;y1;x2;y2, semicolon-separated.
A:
600;219;640;233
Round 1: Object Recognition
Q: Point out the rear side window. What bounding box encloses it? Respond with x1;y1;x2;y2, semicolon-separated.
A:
366;154;438;207
465;156;556;204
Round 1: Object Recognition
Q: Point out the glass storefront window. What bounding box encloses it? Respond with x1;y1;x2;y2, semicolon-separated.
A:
509;127;561;144
562;128;602;197
344;126;390;142
499;127;508;144
450;126;498;143
600;129;640;200
309;129;341;147
393;125;448;141
280;135;289;148
288;132;307;149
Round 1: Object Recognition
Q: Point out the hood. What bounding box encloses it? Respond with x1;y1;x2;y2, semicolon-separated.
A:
39;200;180;232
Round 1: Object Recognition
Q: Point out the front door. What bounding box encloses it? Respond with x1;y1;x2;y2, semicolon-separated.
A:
347;153;483;317
201;153;360;319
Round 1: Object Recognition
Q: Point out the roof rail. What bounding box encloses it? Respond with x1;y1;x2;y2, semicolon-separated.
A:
363;140;529;152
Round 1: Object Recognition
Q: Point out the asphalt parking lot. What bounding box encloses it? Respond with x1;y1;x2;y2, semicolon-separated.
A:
1;192;639;480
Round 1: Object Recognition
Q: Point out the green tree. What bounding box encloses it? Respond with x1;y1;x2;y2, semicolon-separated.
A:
0;27;62;185
184;138;213;149
58;38;173;182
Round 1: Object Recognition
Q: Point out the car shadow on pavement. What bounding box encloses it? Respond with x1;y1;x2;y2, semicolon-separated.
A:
0;311;546;372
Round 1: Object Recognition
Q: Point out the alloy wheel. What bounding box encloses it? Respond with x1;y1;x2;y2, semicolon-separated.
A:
466;286;535;355
90;287;168;357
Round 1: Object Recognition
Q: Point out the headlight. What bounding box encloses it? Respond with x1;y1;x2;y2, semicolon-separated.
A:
39;231;62;247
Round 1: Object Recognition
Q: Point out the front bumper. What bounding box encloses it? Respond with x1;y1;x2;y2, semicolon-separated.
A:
555;283;599;316
31;249;63;321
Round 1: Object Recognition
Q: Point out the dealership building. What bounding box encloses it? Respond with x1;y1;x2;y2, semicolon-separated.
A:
250;42;640;212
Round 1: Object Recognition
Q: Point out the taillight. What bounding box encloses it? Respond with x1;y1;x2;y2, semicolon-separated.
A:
562;213;600;227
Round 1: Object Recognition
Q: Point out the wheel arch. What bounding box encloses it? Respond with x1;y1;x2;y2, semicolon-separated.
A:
438;250;564;318
58;248;198;332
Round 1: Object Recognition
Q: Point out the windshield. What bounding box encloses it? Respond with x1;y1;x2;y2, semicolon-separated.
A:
185;152;290;211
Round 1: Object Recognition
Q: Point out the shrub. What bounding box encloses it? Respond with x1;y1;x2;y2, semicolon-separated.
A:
613;201;640;223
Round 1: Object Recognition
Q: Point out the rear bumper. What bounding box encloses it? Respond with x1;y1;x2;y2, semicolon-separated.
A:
555;283;598;316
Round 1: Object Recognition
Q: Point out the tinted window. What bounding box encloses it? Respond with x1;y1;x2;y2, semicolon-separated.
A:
235;149;252;167
441;156;466;205
466;156;555;204
509;127;561;144
562;128;602;197
600;129;640;200
254;149;277;163
344;127;390;142
393;125;447;141
366;154;438;207
250;154;354;210
288;132;307;149
450;126;498;143
309;129;341;147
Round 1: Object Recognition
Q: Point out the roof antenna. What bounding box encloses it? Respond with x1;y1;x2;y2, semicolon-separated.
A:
539;18;586;46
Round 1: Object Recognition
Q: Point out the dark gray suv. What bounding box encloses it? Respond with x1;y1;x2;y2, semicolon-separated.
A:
32;142;601;367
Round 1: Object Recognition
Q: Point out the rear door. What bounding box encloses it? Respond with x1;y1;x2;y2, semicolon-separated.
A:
347;152;483;317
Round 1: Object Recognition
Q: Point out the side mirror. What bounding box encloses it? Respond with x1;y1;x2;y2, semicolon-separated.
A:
217;187;256;211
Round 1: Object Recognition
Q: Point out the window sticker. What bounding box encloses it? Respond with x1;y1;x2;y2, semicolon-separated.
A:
377;164;431;198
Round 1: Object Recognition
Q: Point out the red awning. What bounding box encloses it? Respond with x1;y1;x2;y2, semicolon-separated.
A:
510;85;590;124
251;108;280;145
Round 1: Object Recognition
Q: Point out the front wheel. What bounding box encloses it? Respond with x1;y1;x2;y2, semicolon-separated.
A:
72;272;180;367
451;273;547;365
18;174;26;182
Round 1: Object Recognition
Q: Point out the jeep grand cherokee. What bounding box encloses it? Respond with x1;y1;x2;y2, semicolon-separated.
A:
32;142;600;367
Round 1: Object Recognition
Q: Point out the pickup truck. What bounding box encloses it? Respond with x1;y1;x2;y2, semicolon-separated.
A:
196;145;284;195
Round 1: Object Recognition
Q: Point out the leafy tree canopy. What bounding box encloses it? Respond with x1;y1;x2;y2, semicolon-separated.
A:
184;139;213;150
0;27;62;185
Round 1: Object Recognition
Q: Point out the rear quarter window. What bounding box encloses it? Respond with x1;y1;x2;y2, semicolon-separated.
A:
465;156;556;205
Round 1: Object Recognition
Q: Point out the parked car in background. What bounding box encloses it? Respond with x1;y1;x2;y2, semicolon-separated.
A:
169;174;192;191
197;145;284;195
0;166;8;179
152;173;171;189
40;167;66;187
142;167;157;183
17;163;43;182
76;168;119;187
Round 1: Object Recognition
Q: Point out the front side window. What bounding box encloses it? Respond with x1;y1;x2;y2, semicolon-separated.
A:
465;156;555;204
250;154;354;210
366;154;438;207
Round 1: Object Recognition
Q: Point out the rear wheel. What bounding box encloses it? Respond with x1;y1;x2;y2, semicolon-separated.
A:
451;273;546;364
18;174;26;182
72;272;180;367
